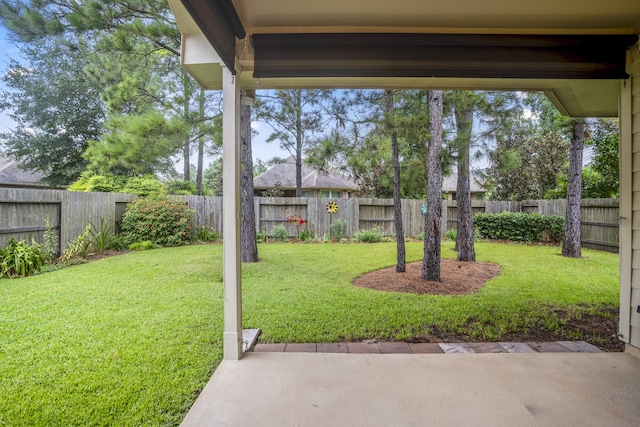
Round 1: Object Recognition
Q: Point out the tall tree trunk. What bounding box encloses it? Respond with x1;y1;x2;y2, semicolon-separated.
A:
423;90;444;281
562;119;585;258
386;90;405;272
182;71;191;181
295;89;302;197
196;87;205;195
241;93;259;262
454;92;476;262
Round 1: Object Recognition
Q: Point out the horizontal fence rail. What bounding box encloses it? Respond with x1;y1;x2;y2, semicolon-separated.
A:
0;188;619;253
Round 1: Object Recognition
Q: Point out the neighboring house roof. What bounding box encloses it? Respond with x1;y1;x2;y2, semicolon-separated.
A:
254;157;358;191
0;156;46;187
442;170;487;193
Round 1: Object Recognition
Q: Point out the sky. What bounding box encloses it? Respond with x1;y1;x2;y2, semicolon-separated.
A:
0;26;21;134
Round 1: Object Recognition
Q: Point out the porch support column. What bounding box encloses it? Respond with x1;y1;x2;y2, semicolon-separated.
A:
619;76;633;345
222;65;243;360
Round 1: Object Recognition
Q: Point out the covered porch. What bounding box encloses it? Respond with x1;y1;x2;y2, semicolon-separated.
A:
182;351;640;426
167;0;640;424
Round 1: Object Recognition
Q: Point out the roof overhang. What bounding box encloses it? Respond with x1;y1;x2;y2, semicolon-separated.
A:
168;0;640;117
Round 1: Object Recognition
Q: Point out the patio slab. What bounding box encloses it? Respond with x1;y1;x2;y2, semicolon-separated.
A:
181;351;640;427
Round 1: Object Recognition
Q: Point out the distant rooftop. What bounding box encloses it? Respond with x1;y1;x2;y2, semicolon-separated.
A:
442;170;487;193
254;157;358;191
0;156;46;188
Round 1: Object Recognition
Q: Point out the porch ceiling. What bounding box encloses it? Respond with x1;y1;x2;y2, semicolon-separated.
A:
168;0;640;117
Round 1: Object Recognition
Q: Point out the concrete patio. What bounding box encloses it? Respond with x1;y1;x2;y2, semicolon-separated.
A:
181;346;640;426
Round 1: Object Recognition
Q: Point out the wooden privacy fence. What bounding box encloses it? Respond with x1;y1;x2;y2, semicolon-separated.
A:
255;197;433;239
0;188;619;253
0;188;223;253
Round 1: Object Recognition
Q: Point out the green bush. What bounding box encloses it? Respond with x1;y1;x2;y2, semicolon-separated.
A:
166;180;198;195
445;228;457;241
1;239;44;278
129;241;157;251
474;212;565;244
68;172;123;193
273;225;289;242
329;219;347;240
120;196;195;247
298;229;315;242
256;229;268;243
353;228;382;243
121;176;166;197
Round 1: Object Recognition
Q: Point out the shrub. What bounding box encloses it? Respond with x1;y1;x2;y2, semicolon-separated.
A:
256;229;268;243
474;212;565;244
129;241;157;251
298;229;315;242
353;228;382;243
273;225;289;242
329;219;347;240
121;176;166;197
0;239;43;278
166;180;198;195
120;195;195;246
445;228;457;241
544;216;565;244
68;172;123;193
108;236;128;251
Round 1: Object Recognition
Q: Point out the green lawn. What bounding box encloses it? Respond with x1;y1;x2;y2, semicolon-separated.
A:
0;242;619;426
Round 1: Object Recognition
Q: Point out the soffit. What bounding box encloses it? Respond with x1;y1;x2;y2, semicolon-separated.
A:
169;0;640;117
234;0;640;34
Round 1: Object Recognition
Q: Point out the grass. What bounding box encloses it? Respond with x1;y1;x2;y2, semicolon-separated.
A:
0;242;619;426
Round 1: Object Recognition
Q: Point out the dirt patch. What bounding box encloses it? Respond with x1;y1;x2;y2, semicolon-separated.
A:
353;259;500;295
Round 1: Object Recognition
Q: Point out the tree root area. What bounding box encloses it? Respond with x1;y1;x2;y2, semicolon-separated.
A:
353;259;500;295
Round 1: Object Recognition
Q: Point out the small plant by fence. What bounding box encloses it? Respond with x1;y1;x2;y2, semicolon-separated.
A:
0;187;620;254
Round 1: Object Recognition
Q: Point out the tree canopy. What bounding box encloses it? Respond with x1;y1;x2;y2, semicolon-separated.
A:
0;0;221;187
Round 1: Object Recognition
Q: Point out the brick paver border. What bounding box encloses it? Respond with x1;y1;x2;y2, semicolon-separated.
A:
252;341;602;354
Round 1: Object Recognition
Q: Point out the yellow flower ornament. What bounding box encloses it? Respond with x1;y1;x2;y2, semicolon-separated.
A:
326;201;338;214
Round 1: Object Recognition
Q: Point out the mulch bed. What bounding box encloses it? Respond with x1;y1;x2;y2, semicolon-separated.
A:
353;259;500;295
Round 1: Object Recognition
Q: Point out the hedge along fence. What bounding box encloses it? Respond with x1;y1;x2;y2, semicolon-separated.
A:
446;199;619;252
474;212;565;244
1;188;619;253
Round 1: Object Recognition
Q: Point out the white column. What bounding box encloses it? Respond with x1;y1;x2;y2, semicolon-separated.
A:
619;77;633;344
222;66;243;360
